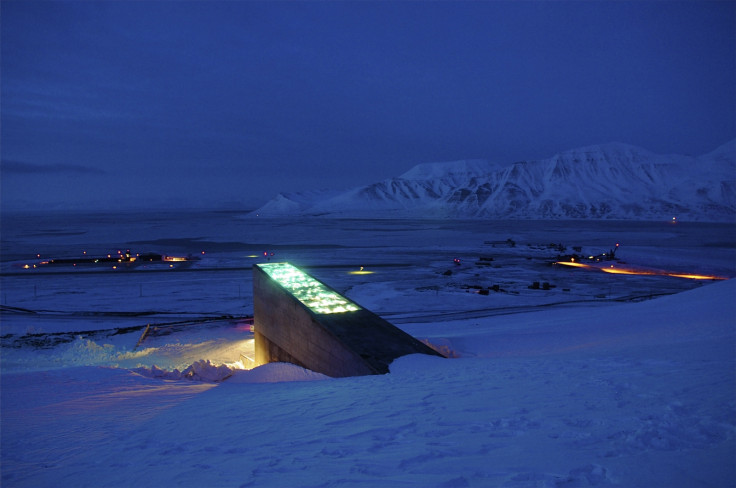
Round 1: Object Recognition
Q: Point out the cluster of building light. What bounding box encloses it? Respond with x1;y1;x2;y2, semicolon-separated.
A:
259;262;361;314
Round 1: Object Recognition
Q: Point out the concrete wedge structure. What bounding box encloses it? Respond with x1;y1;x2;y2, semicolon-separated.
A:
253;263;444;377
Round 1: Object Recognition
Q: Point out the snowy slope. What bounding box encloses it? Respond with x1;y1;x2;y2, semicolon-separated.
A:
251;141;736;221
2;280;733;487
251;189;343;216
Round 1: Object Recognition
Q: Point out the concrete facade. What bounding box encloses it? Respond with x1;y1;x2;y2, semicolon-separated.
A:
253;263;444;377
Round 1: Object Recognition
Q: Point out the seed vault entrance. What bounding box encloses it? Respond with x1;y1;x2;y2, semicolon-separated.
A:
253;263;443;378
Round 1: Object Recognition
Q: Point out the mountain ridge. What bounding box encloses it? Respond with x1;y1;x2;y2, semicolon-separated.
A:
250;141;736;221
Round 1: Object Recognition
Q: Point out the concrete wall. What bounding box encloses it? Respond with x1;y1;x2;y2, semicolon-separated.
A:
253;264;443;377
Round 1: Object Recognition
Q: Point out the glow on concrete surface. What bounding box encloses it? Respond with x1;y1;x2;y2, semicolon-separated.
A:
258;262;361;314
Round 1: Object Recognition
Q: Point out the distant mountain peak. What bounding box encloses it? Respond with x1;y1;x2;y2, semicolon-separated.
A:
700;139;736;161
548;142;655;164
561;141;652;153
399;159;500;181
250;141;735;221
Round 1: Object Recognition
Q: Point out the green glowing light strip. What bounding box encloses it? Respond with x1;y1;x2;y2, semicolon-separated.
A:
259;262;361;314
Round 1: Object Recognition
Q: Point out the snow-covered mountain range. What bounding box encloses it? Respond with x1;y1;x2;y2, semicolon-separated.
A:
251;141;736;221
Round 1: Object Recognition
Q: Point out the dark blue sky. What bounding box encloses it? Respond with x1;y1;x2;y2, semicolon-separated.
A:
2;1;734;210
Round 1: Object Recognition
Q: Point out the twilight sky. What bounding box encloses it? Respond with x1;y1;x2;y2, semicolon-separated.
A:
2;1;734;211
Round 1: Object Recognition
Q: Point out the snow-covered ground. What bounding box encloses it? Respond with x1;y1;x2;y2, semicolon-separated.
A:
1;211;734;487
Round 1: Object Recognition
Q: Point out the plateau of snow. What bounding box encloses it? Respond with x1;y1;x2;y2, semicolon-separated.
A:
251;141;736;221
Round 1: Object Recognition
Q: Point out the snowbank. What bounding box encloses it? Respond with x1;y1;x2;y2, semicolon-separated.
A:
133;360;329;384
228;362;329;383
134;360;235;382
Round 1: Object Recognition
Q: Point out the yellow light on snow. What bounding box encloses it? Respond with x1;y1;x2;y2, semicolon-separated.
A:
259;262;361;314
349;266;374;275
555;261;726;280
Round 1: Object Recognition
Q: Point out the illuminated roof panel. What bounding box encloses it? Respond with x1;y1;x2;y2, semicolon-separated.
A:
258;262;361;314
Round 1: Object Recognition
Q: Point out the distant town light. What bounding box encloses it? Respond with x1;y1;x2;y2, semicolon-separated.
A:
163;256;188;262
259;262;361;314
